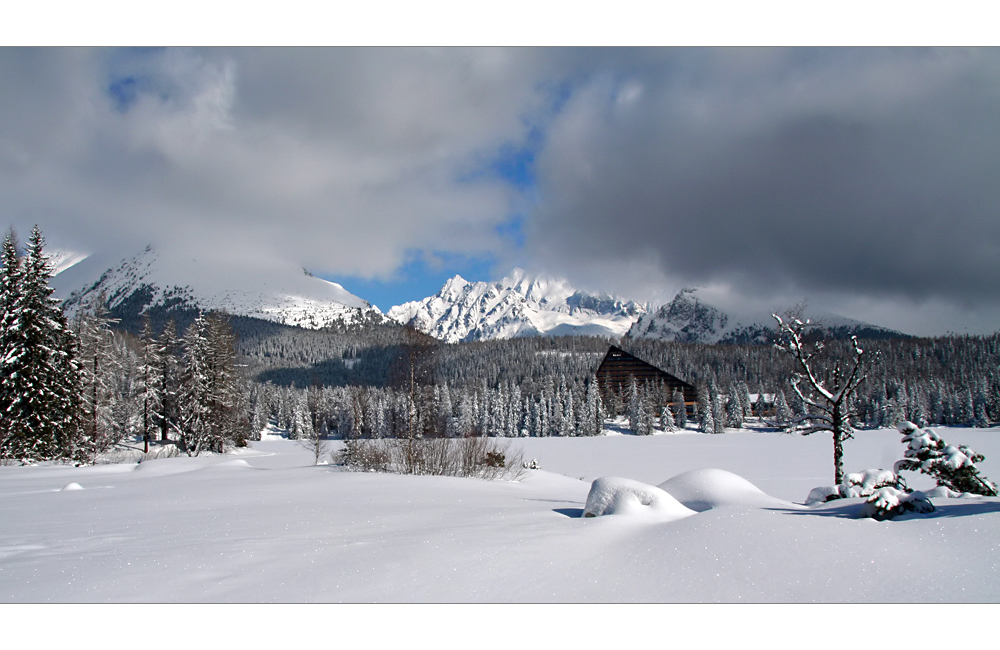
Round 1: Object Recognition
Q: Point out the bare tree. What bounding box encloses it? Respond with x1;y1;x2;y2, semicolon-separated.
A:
773;311;867;485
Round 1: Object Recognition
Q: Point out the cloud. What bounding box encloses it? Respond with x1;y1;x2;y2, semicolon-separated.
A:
0;48;553;279
528;48;1000;326
3;48;999;335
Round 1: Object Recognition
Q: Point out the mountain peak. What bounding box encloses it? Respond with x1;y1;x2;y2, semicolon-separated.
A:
388;270;646;343
53;245;380;330
626;287;909;344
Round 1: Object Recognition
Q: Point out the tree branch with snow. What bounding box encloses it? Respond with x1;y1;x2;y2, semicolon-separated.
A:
773;312;868;484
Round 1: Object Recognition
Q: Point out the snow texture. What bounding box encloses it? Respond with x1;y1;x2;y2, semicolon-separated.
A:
657;468;789;511
582;476;695;519
2;427;1000;602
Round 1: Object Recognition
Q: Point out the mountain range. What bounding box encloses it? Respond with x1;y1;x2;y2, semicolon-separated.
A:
50;245;380;330
48;246;907;343
387;268;647;343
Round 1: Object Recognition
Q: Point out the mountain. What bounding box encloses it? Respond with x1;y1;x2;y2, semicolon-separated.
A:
625;287;909;344
49;245;381;330
387;268;647;343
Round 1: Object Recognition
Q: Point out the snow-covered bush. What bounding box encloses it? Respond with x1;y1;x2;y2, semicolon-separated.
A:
337;437;525;480
805;468;901;505
857;487;935;521
582;477;695;520
894;421;998;497
805;467;936;519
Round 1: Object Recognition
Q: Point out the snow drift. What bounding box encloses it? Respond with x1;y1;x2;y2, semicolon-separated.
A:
657;468;792;512
582;477;696;520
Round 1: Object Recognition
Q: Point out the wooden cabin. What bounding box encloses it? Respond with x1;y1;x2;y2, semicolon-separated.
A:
595;345;698;411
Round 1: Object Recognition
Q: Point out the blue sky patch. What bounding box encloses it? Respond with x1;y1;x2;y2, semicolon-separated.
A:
327;251;498;312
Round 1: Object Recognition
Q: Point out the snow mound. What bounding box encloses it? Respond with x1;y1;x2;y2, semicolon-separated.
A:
60;482;84;491
211;459;253;469
657;468;786;511
582;477;696;520
924;486;962;499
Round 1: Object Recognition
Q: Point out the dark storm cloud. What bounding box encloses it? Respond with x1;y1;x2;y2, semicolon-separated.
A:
530;48;1000;308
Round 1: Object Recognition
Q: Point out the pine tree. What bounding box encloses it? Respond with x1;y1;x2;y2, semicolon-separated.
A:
0;230;25;459
136;317;163;453
76;295;120;459
726;392;743;429
156;320;181;442
774;390;792;425
895;421;998;496
711;385;726;434
673;389;687;429
0;227;81;463
179;313;212;454
698;386;714;433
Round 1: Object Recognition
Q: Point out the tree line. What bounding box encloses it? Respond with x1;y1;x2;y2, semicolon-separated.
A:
4;226;998;465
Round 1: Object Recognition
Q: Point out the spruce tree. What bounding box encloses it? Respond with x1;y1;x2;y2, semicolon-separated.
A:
155;320;181;442
673;389;687;429
137;317;163;453
0;227;81;463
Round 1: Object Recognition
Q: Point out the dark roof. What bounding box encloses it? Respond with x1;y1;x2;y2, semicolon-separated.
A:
595;345;697;402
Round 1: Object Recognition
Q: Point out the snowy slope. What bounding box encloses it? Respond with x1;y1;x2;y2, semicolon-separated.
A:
388;268;647;343
1;427;999;603
50;245;381;330
626;287;907;344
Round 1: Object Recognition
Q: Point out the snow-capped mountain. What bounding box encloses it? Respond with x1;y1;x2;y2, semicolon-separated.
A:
50;245;380;330
625;287;907;344
387;269;647;343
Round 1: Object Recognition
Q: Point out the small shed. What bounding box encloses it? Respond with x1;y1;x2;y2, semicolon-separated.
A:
595;345;698;410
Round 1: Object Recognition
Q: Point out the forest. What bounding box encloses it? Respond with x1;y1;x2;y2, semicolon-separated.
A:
3;227;999;464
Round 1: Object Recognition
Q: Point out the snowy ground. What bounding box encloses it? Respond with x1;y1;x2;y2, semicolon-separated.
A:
2;425;999;604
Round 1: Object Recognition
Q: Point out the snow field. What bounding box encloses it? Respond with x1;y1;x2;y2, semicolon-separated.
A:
1;427;998;604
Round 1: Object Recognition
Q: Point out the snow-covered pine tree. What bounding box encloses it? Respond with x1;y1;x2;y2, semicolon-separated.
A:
894;421;998;496
0;229;25;460
726;390;743;429
673;389;687;429
156;320;182;442
739;382;753;420
179;313;212;454
582;380;600;436
0;227;81;463
774;390;792;426
660;403;676;432
137;318;164;453
698;386;714;434
711;386;726;434
627;376;642;434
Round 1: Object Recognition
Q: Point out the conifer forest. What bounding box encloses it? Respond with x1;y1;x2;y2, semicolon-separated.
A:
2;227;999;464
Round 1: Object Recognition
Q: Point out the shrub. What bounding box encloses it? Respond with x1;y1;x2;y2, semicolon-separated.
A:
336;437;526;480
805;467;935;520
894;421;998;496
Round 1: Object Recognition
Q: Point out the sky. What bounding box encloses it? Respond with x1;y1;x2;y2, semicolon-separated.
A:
3;41;1000;335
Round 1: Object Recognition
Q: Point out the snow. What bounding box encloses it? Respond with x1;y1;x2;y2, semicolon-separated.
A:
657;468;790;512
51;245;379;329
582;477;695;519
2;427;999;603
